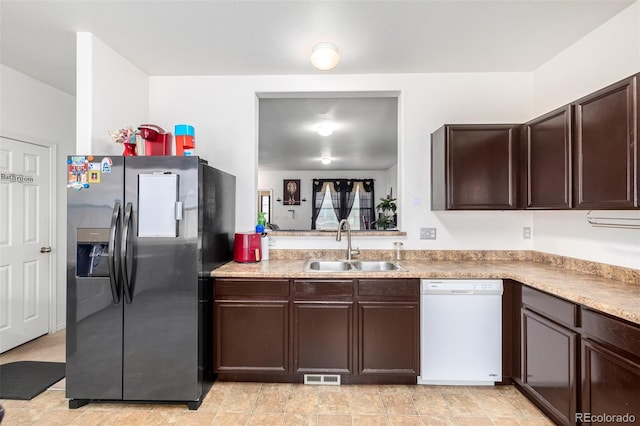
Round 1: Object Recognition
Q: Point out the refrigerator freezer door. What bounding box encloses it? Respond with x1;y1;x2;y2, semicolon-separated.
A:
66;155;124;401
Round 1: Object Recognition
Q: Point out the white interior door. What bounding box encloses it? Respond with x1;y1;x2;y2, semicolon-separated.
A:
0;137;51;353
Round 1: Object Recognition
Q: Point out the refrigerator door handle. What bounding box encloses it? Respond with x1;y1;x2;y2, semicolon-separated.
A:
108;201;122;304
121;202;134;304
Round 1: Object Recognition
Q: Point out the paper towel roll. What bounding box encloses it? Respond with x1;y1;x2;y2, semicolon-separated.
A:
261;235;269;260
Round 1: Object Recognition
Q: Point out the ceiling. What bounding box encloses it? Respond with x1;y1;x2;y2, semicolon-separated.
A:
1;0;634;170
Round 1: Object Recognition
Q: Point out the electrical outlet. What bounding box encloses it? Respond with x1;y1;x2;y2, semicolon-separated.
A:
420;227;437;240
523;227;531;239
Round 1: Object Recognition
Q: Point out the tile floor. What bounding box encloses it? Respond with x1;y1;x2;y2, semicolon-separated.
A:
0;331;553;425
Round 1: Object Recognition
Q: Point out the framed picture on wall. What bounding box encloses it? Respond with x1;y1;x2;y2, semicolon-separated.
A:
283;179;301;205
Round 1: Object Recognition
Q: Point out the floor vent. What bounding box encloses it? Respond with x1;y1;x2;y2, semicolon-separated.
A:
303;374;341;386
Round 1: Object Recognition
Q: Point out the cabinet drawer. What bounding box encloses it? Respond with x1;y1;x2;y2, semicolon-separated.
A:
582;308;640;358
357;279;419;299
215;278;289;299
294;280;353;300
522;286;578;328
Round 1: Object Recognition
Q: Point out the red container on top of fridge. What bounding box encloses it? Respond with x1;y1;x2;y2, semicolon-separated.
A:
138;124;171;156
174;124;195;156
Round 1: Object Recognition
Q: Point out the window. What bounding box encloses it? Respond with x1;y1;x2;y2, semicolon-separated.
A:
311;179;374;230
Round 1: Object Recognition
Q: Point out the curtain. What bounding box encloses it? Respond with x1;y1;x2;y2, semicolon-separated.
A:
359;179;375;230
343;180;357;224
330;180;342;222
311;178;374;230
311;180;331;229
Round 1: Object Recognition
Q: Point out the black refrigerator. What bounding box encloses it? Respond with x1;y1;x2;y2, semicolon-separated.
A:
65;155;235;409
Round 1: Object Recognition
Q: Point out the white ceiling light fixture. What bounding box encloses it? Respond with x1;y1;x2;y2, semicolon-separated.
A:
321;157;332;165
311;42;340;71
316;122;335;137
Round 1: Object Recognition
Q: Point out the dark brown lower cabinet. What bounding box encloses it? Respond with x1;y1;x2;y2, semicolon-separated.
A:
357;279;419;376
293;302;353;374
514;284;640;426
358;302;419;375
518;286;580;426
581;309;640;425
214;279;290;374
521;308;578;425
215;301;289;372
213;277;420;384
293;279;354;374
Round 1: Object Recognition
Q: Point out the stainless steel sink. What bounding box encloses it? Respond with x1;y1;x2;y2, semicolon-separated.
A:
305;260;353;272
304;259;403;272
351;260;403;271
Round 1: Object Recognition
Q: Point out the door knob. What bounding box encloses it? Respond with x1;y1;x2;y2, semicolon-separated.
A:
40;246;52;253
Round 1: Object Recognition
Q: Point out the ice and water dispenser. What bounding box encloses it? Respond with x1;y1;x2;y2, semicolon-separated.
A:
76;228;110;277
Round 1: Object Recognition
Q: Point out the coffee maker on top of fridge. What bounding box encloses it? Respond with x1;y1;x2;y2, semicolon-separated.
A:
138;124;171;156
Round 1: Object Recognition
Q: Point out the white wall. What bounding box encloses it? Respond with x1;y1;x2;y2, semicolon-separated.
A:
532;2;640;117
258;169;391;230
531;2;640;269
149;72;534;251
76;33;149;154
98;2;640;268
0;65;75;331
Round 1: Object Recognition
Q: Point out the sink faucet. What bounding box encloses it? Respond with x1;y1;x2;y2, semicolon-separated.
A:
336;219;360;261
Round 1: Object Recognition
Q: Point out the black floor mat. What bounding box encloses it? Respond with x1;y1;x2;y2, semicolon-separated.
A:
0;361;65;400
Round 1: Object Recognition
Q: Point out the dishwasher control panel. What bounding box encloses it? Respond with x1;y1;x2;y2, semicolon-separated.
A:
421;279;503;295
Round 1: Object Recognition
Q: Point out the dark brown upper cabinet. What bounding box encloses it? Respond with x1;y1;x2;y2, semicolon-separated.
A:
524;106;573;209
431;124;521;210
573;75;639;209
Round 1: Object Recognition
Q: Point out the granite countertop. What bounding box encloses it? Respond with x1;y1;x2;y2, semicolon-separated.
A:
211;259;640;325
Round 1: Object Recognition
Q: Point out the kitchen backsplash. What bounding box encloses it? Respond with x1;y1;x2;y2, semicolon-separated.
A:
268;249;639;285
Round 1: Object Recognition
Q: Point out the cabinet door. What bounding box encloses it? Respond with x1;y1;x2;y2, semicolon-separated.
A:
215;301;289;373
293;302;354;374
581;308;640;424
582;339;640;425
525;106;572;209
521;308;578;426
433;124;520;210
358;302;419;375
574;75;638;209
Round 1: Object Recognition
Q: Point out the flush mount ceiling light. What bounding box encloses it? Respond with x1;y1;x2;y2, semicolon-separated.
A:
315;122;335;137
321;157;332;165
311;42;340;71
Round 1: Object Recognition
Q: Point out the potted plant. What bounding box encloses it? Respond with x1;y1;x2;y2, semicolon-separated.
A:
375;197;397;230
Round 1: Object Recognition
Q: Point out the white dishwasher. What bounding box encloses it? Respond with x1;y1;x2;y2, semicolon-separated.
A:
417;279;503;386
